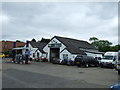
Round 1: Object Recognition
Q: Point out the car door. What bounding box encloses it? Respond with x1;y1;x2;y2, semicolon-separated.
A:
89;57;95;65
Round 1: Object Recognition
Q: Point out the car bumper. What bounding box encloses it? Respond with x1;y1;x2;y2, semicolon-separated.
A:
101;62;114;67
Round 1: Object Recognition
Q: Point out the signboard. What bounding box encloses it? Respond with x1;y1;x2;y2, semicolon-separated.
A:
48;43;61;48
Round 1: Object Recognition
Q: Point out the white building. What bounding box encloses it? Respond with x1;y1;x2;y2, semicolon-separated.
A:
13;41;47;60
23;41;47;59
43;36;103;62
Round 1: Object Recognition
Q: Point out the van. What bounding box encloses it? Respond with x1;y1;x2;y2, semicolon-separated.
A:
100;52;118;68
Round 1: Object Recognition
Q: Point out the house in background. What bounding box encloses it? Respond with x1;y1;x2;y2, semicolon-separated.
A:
43;36;103;62
22;41;47;59
0;41;25;53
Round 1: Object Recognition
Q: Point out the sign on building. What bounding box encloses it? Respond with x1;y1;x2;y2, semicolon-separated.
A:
48;43;61;48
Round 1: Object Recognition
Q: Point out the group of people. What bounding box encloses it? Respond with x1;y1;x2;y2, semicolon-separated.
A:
13;50;31;64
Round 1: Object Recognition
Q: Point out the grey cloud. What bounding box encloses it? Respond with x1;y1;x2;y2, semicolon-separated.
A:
1;2;118;45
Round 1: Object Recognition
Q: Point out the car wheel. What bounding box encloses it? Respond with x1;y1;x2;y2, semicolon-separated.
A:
71;62;74;66
115;66;118;70
52;61;55;64
77;64;81;67
100;64;103;68
95;63;99;67
111;66;114;69
118;70;120;75
85;63;89;68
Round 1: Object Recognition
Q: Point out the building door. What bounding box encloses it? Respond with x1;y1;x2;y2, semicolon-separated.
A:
50;48;60;62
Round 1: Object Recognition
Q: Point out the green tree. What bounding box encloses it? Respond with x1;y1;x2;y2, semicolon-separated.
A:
16;40;21;42
89;37;99;42
89;37;112;52
98;40;112;52
31;38;36;42
110;45;120;52
39;38;50;43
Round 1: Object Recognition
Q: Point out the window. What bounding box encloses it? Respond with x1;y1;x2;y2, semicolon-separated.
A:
63;54;68;60
33;53;35;57
103;56;113;60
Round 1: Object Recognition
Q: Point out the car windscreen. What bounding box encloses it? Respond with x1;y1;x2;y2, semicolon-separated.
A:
102;55;113;60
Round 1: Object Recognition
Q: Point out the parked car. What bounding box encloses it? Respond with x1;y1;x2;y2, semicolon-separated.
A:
67;60;74;66
0;53;5;58
110;83;120;90
74;55;99;68
100;52;118;68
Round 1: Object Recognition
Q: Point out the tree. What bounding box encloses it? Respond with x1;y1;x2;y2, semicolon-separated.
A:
97;40;112;52
89;37;99;42
31;38;36;42
39;38;50;43
16;40;21;42
89;37;112;52
110;45;120;52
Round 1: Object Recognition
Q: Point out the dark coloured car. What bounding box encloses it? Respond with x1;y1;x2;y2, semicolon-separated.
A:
67;60;74;66
60;59;74;66
74;55;99;68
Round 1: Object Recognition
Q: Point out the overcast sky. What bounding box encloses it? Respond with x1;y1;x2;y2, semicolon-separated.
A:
1;2;118;45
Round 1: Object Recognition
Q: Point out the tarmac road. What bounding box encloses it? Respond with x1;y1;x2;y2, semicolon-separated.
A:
3;69;107;88
2;58;119;88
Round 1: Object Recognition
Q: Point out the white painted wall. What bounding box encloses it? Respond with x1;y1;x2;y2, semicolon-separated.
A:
34;50;42;59
43;46;50;59
43;38;66;61
22;44;45;59
60;49;72;60
71;54;78;61
34;50;47;59
60;49;78;61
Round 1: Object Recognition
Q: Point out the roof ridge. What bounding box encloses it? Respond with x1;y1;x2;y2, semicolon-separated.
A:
54;35;87;42
54;35;97;50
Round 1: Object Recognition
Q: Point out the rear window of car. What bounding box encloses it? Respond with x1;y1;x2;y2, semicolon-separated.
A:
75;56;82;60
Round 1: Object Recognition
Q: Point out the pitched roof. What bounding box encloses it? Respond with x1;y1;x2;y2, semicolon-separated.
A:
66;47;87;55
30;41;47;53
53;36;97;55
